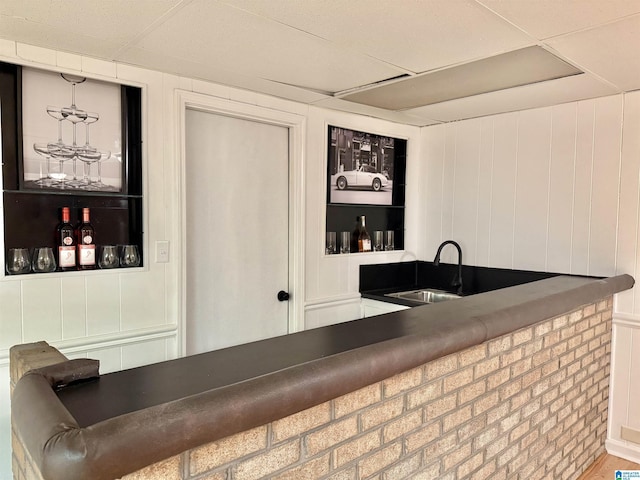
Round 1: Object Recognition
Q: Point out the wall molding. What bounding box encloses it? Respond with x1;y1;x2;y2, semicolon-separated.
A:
613;312;640;328
304;293;362;311
0;324;178;366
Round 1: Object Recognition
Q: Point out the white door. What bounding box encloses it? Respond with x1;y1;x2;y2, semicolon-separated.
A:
185;108;290;355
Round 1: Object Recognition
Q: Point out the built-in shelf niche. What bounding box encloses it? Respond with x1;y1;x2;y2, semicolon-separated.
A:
325;125;406;254
0;61;143;273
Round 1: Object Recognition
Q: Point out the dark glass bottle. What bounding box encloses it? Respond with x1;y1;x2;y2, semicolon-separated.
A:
57;207;76;271
76;208;96;269
357;215;372;252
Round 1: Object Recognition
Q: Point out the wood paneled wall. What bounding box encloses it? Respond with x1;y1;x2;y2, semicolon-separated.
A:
422;93;640;313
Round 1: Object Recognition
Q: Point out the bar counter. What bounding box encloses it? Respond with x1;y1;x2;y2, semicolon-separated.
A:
10;274;634;480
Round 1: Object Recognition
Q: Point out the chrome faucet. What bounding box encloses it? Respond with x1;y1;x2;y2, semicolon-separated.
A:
433;240;463;295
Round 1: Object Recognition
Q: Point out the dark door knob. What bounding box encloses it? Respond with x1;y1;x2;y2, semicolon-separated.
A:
277;290;290;302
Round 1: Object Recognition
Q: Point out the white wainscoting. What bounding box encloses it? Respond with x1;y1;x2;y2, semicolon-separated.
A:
304;294;363;330
607;313;640;463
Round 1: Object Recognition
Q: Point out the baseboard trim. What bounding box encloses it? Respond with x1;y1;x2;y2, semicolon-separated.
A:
606;438;640;464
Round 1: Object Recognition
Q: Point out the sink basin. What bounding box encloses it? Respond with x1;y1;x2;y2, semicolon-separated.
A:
385;288;462;304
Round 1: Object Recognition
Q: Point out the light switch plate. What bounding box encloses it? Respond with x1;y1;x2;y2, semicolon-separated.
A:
155;241;170;263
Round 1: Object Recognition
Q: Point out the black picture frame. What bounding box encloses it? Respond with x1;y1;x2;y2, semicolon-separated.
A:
326;125;406;206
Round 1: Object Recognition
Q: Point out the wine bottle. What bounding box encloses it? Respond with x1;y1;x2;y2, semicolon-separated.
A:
57;207;76;271
357;215;372;252
76;208;96;269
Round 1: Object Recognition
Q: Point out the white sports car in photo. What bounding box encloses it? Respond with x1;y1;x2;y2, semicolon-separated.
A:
332;165;389;191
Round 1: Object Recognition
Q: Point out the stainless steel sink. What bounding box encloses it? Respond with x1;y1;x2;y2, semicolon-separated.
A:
385;288;462;304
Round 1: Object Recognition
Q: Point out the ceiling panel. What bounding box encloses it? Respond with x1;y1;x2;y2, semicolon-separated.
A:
0;0;636;124
123;0;406;93
404;73;619;122
0;15;125;58
547;15;640;91
478;0;640;39
0;0;182;49
340;47;582;110
219;0;536;73
121;45;330;104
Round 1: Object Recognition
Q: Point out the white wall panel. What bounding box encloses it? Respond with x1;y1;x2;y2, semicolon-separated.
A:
571;101;595;275
452;119;481;265
84;346;122;373
121;338;168;369
120;269;166;329
0;364;9;480
630;326;640;431
0;282;22;350
475;118;494;267
423;125;445;256
421;94;633;285
489;112;519;268
61;276;87;339
610;322;633;443
22;278;61;343
589;96;623;277
85;275;121;336
513;108;552;272
618;92;640;314
440;125;457;260
547;103;577;274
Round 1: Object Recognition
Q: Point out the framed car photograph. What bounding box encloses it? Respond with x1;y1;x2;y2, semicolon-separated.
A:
326;125;406;206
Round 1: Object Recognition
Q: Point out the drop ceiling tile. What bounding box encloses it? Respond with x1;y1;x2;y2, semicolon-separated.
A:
123;0;406;93
312;97;440;127
0;0;182;44
121;46;330;104
0;15;131;58
340;47;582;110
478;0;640;39
405;73;619;122
547;15;640;92
219;0;535;74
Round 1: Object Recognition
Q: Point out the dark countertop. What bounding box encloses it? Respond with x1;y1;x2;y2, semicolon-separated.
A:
12;273;633;480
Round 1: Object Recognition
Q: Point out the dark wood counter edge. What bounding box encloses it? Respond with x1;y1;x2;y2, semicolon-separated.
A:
11;274;634;480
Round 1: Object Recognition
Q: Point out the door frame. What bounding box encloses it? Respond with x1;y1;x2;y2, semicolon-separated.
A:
174;90;306;356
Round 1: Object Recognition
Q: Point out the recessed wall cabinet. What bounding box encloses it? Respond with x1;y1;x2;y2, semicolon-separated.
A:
325;125;407;254
1;62;143;274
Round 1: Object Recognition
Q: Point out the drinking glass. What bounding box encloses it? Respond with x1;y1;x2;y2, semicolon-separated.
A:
6;248;31;275
120;245;141;267
32;247;56;273
373;231;383;251
325;231;336;255
384;230;395;251
340;231;351;254
98;245;119;269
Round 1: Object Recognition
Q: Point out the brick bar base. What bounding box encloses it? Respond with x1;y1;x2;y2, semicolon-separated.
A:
12;299;613;480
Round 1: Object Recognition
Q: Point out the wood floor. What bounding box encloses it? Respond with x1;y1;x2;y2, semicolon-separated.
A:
578;454;640;480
